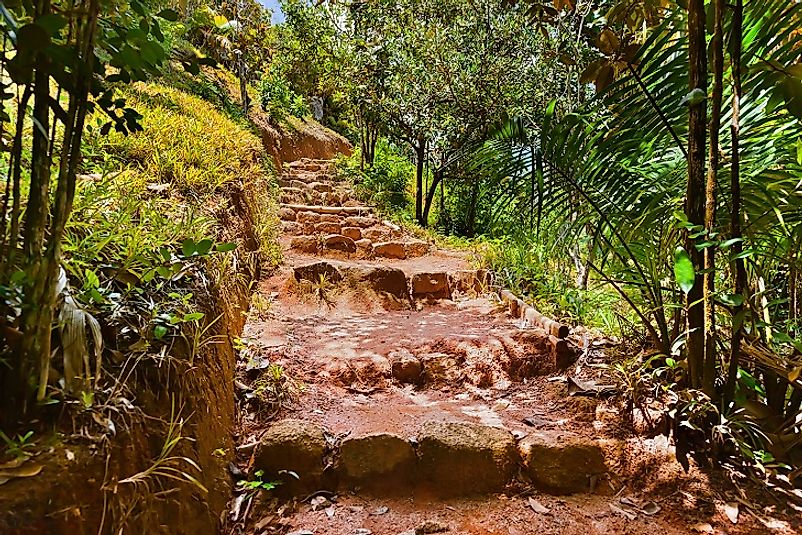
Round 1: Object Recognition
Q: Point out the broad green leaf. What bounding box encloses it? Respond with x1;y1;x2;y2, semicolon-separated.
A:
181;239;196;257
719;293;744;307
156;8;180;21
154;325;168;340
183;312;204;322
673;246;695;294
215;242;237;253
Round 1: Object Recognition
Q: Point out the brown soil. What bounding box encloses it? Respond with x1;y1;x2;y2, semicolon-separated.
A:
229;159;801;535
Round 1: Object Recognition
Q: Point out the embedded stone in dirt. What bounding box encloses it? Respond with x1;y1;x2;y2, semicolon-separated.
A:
323;234;356;253
450;270;489;295
291;236;319;253
518;430;607;494
341;226;362;240
296;211;322;224
410;272;451;299
404;240;429;258
419;352;462;384
355;238;373;251
363;227;392;241
280;207;297;221
345;215;378;228
315;222;342;234
255;419;328;494
339;433;417;490
348;266;409;298
417;421;518;495
373;241;406;259
319;213;341;223
309;181;333;193
389;349;422;384
294;261;343;284
281;221;302;235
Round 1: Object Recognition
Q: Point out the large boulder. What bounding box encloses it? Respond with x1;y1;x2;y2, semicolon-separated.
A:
410;272;450;299
254;419;328;494
518;430;607;494
417;421;518;495
338;433;417;491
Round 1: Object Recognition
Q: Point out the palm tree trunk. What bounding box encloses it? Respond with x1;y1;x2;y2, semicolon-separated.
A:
703;0;725;399
685;0;708;390
725;0;746;408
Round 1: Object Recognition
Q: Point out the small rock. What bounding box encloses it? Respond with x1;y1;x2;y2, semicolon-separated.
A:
294;261;343;284
416;520;449;534
297;211;322;224
389;350;423;384
363;227;393;241
344;216;378;228
315;222;342;234
279;207;297;221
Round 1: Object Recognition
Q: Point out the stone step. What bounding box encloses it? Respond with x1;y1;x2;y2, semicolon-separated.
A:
281;203;374;215
252;415;607;497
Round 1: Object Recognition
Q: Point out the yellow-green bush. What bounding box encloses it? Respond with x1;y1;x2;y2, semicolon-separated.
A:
96;82;264;193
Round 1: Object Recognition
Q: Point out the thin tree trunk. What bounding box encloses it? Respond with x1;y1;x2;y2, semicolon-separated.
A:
422;168;443;226
415;137;425;225
685;0;708;390
725;0;745;408
703;0;724;399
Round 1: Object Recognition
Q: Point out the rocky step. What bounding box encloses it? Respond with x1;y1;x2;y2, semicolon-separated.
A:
251;417;608;497
281;203;374;216
280;191;350;207
290;235;432;260
292;260;489;301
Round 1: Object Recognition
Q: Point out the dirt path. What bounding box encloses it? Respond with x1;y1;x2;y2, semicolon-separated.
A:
227;159;798;535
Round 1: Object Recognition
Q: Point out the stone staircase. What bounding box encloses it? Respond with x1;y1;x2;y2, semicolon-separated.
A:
278;159;430;259
231;158;673;534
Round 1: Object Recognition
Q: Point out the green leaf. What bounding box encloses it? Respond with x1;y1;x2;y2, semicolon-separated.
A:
719;293;744;307
181;239;196;257
17;23;50;51
195;239;214;256
681;88;707;107
781;76;802;120
156;8;180;22
154;325;168;340
215;242;237;253
35;14;67;37
183;312;204;322
673;246;695;294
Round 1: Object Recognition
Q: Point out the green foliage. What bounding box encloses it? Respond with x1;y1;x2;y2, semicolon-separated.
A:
258;70;309;122
0;430;35;461
337;141;414;213
91;83;265;193
237;469;281;498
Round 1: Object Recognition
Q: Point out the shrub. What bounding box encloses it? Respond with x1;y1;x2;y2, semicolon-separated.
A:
337;139;413;214
257;71;309;122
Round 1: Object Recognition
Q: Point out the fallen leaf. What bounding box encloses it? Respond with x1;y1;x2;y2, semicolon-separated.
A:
0;463;43;479
527;497;550;514
609;503;637;521
691;523;713;534
641;501;661;516
370;505;389;515
724;502;739;524
325;505;335;518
